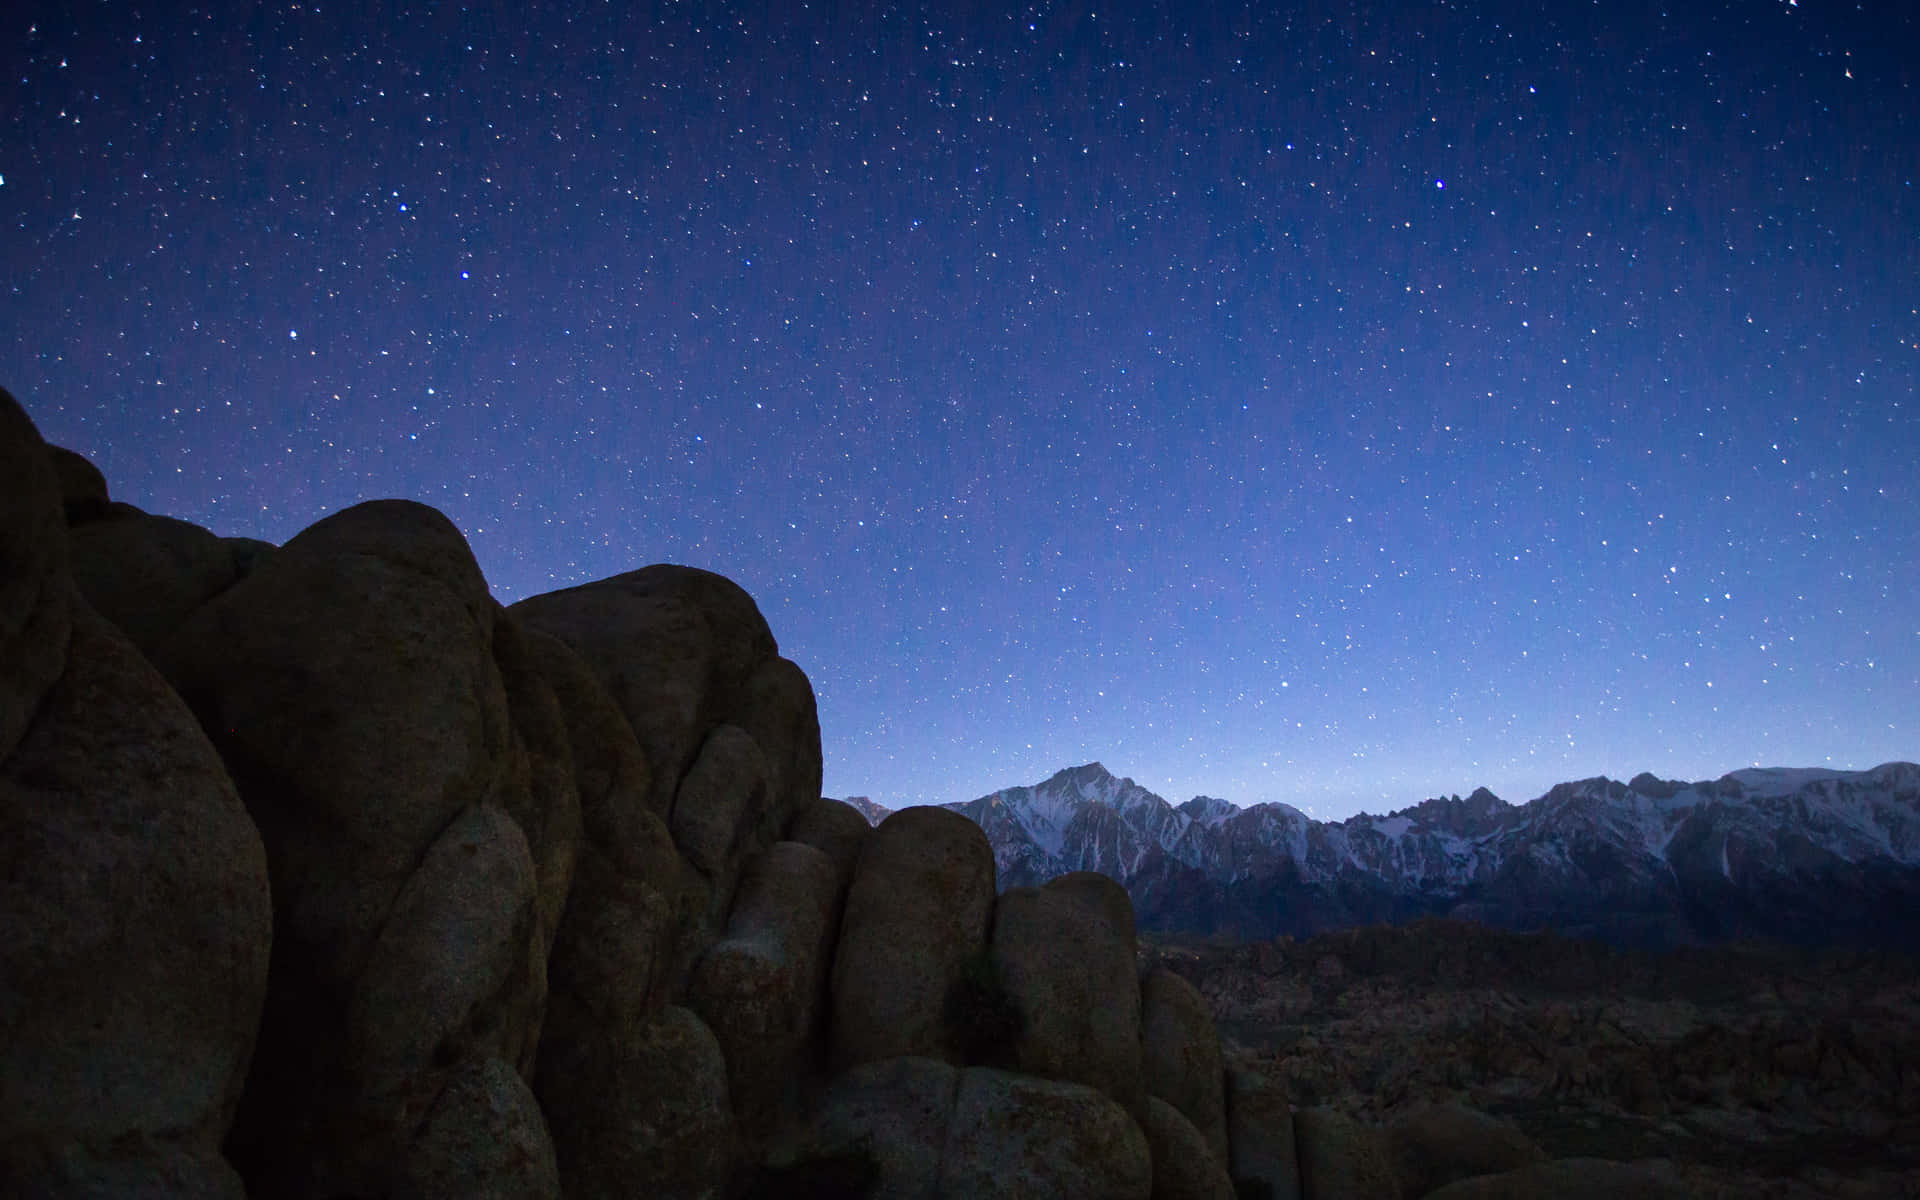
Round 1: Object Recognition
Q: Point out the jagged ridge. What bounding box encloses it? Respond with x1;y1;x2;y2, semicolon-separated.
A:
848;761;1920;949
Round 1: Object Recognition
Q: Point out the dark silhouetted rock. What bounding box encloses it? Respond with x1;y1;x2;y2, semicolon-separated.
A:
1141;965;1229;1165
538;1004;733;1200
1294;1107;1399;1200
1226;1067;1300;1200
1384;1102;1544;1200
992;871;1145;1117
940;1067;1153;1200
0;601;270;1193
1144;1095;1236;1200
830;806;997;1069
0;387;71;761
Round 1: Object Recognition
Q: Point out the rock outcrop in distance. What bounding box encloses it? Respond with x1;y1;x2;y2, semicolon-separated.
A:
4;388;1266;1198
846;758;1920;950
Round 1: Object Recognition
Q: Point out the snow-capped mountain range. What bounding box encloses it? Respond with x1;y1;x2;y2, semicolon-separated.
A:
841;761;1920;949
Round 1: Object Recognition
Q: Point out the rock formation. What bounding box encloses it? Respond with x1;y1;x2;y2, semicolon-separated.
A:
6;386;1860;1197
2;388;1271;1198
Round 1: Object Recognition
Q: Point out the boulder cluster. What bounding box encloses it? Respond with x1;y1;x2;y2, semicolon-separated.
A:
2;387;1288;1198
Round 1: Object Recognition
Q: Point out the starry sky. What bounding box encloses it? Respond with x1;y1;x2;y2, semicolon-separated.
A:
5;0;1916;819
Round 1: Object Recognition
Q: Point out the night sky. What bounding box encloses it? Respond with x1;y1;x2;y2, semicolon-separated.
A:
5;1;1915;819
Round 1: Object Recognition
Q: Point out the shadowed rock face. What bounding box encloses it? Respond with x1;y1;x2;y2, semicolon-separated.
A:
1;388;271;1198
10;394;1225;1198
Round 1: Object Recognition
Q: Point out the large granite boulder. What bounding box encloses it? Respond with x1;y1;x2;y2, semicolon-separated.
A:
0;600;272;1198
687;840;842;1142
1384;1102;1545;1200
0;388;71;761
67;509;253;657
1141;966;1229;1165
510;565;782;821
1226;1067;1301;1200
537;1004;734;1200
1;393;272;1198
787;794;874;887
1143;1096;1236;1200
398;1055;561;1200
991;871;1145;1116
830;806;997;1069
786;1059;1154;1200
941;1067;1153;1200
522;625;701;1024
778;1054;960;1200
1295;1106;1400;1200
154;499;561;1196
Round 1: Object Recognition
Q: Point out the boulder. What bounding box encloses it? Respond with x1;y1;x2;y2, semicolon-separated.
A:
153;499;536;1195
1141;966;1229;1165
510;565;780;820
1295;1107;1399;1200
345;802;539;1151
398;1055;560;1200
1226;1068;1300;1200
490;608;583;965
830;806;997;1069
1143;1096;1237;1200
687;840;842;1140
672;723;774;903
519;628;655;875
537;1004;734;1200
67;511;248;656
0;388;71;761
732;653;823;833
787;795;874;887
0;600;272;1192
991;871;1144;1116
154;498;509;987
45;442;110;523
1384;1102;1544;1199
778;1054;960;1200
1419;1157;1689;1200
939;1067;1153;1200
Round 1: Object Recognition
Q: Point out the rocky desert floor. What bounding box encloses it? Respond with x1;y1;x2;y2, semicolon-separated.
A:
1142;918;1920;1199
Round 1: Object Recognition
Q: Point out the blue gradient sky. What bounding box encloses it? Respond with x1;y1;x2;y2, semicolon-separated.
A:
5;0;1915;818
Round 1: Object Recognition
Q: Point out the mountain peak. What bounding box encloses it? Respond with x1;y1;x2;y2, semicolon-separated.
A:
1048;762;1113;787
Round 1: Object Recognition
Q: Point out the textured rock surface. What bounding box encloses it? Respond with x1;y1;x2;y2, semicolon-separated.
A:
510;565;781;820
0;394;271;1197
154;498;551;1196
688;840;842;1141
68;510;249;656
0;388;71;762
0;601;272;1192
788;1054;960;1200
940;1067;1153;1200
1385;1102;1544;1200
1295;1106;1401;1200
538;1004;734;1200
787;794;874;885
992;871;1145;1116
1143;1095;1236;1200
398;1055;561;1200
1226;1066;1301;1200
1141;965;1229;1165
1;391;1236;1200
830;805;998;1069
